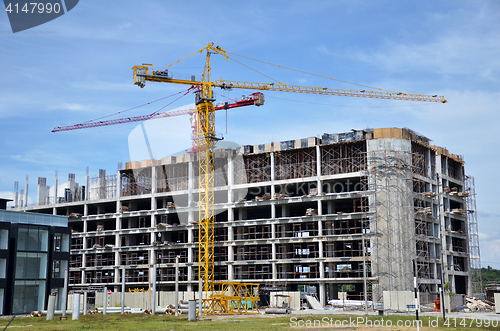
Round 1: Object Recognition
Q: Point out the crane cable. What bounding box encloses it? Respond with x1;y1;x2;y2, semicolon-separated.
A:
159;46;398;94
225;50;398;93
82;89;193;124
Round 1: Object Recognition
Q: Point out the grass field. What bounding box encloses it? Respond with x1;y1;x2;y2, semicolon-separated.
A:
0;313;499;330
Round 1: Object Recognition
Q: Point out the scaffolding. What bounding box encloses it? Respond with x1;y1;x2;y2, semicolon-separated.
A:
89;170;117;200
275;147;316;180
466;176;482;294
157;163;189;193
368;149;415;303
121;168;151;197
412;145;433;293
321;142;366;175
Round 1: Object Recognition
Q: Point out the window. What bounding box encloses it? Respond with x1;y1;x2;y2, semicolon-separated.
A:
0;259;6;278
13;280;45;314
53;233;70;252
13;225;50;313
52;260;68;279
17;226;48;252
54;234;61;252
53;260;60;278
0;229;8;250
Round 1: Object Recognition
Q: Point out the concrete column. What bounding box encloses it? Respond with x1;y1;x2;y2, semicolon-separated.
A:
54;171;59;204
316;145;322;194
326;201;333;214
228;245;234;262
115;215;121;230
187;245;193;263
85;167;89;201
121;266;125;314
228;263;234;280
272;243;276;259
272;263;277;280
83;292;88;315
319;260;325;278
227;153;234;203
318;240;323;259
62;268;68;317
317;200;322;216
13;181;18;210
270;152;275;198
151;265;156;314
72;293;80;320
46;294;56;320
227;225;233;241
174;257;179;316
187;262;193;283
103;287;107;315
271;223;276;239
318;217;323;236
24;175;29;208
116;170;121;200
319;282;326;307
436;169;449;283
151;166;157;211
37;177;47;205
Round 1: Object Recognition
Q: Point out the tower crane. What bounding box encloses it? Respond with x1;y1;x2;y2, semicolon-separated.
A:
52;89;264;152
132;43;446;313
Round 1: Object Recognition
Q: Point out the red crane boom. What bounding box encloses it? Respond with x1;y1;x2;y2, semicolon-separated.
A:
51;92;264;133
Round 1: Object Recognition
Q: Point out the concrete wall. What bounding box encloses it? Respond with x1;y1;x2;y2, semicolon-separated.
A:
383;291;420;312
494;293;500;314
68;291;303;311
269;292;301;311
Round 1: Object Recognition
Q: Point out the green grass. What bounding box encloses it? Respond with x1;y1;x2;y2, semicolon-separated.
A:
0;314;498;331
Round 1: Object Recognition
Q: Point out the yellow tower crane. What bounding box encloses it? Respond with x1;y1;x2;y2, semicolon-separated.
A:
132;43;446;314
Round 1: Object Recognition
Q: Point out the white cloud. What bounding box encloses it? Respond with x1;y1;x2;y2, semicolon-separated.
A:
10;150;79;166
55;103;90;112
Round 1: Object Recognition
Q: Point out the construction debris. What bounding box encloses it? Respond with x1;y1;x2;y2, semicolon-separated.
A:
465;295;495;312
305;208;317;216
119;206;130;213
255;193;271;201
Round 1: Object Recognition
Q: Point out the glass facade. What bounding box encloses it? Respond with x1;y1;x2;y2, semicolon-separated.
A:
0;210;69;315
0;210;67;227
12;225;49;314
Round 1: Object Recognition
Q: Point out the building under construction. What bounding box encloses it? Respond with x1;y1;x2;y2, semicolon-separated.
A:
24;127;480;307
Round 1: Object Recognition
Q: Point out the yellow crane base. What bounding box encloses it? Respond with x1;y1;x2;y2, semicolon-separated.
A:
199;281;260;315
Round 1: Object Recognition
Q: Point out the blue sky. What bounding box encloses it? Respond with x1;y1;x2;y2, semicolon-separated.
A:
1;0;499;268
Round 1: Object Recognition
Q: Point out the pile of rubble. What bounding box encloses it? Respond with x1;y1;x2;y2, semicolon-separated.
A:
465;295;495;312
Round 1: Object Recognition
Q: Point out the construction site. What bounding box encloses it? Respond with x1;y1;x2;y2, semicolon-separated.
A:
22;126;481;312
